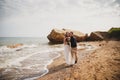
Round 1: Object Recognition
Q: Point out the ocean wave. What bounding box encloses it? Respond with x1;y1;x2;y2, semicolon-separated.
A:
0;44;38;53
0;48;62;80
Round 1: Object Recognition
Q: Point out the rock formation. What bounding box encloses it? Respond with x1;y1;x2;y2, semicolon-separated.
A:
47;28;87;43
88;31;109;41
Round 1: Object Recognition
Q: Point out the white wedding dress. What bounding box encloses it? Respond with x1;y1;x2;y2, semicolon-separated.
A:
64;44;75;65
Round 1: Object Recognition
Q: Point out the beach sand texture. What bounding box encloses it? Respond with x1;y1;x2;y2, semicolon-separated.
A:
38;41;120;80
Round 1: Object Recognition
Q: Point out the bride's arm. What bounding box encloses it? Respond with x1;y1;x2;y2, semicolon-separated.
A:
63;37;66;45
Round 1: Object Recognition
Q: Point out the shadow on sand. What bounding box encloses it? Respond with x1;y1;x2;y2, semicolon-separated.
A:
48;63;72;74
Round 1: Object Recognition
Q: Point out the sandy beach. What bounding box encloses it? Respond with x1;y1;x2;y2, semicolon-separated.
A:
1;0;120;79
37;41;120;80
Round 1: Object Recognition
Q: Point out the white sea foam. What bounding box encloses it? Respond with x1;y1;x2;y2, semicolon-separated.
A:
0;48;62;80
0;44;38;53
0;46;62;67
23;52;61;80
23;44;37;48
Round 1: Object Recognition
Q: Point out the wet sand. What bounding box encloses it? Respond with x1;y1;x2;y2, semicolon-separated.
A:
37;41;120;80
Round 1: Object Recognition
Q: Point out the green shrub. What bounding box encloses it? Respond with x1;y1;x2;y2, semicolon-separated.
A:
108;27;120;38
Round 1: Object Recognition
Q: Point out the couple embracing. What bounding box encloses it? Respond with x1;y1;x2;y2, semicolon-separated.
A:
64;32;78;65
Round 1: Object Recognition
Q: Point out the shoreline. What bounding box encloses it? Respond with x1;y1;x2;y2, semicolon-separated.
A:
45;42;98;76
37;41;120;80
0;43;63;80
37;41;98;80
22;51;62;80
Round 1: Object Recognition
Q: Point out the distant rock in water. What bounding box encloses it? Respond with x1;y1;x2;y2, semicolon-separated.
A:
47;28;87;44
7;44;23;48
88;31;109;41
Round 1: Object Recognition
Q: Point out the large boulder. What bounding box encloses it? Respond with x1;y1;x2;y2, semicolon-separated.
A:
47;28;87;43
47;29;65;43
88;31;109;41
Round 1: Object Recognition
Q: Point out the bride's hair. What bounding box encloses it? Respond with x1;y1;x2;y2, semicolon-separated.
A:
65;32;70;37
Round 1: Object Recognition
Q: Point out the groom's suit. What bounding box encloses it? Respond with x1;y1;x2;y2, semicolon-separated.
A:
70;36;77;48
70;36;77;63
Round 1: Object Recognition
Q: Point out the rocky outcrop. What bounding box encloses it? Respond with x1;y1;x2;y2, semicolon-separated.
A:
47;29;65;43
47;28;87;43
88;31;109;41
7;44;23;48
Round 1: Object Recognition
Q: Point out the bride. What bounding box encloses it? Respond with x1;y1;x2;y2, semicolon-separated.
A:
63;32;75;65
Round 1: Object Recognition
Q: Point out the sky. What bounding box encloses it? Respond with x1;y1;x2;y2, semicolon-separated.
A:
0;0;120;37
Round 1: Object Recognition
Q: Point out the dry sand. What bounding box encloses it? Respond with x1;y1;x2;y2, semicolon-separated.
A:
37;41;120;80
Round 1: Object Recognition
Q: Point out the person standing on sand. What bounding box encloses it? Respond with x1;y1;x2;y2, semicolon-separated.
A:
63;32;74;65
70;32;78;64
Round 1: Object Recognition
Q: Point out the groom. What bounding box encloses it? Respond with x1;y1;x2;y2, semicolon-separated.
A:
70;32;78;64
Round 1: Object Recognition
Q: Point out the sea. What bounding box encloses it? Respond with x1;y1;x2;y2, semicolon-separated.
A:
0;37;63;80
0;37;95;80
